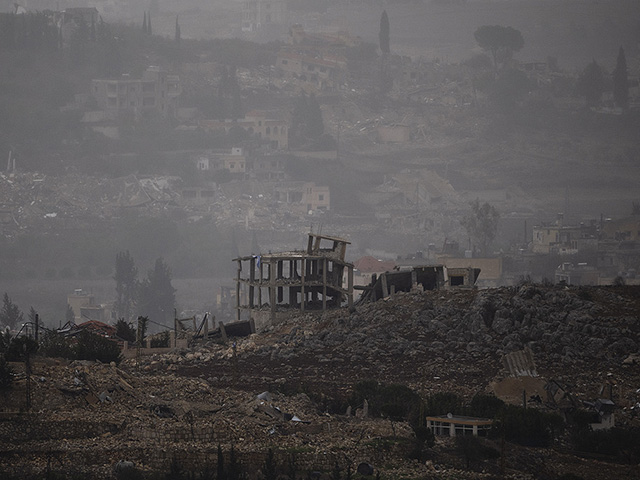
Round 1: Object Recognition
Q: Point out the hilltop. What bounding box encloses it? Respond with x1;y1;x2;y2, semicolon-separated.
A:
1;283;639;479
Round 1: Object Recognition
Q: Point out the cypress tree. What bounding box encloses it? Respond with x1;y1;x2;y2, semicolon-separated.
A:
613;46;629;110
143;12;147;34
175;15;181;43
379;10;390;54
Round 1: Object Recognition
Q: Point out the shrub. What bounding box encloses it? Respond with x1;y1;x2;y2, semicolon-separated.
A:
0;355;13;390
115;319;136;343
491;405;563;447
3;335;39;361
349;380;422;426
425;392;464;416
468;393;505;418
572;427;640;463
40;331;74;359
73;330;122;364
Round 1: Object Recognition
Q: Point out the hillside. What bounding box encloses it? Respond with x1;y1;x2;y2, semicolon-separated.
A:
1;284;639;479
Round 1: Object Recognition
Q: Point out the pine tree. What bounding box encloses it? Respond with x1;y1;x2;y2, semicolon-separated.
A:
613;46;629;110
379;10;390;55
217;444;228;480
114;251;138;322
137;258;175;326
263;449;278;480
0;293;24;330
228;445;241;480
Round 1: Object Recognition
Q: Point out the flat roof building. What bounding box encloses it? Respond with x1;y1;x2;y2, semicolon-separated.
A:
426;414;493;437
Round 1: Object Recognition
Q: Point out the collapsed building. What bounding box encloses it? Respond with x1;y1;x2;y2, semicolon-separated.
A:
233;233;354;331
233;233;481;331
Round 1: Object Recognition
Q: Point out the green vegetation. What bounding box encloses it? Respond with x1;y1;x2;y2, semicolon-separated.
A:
72;330;123;364
349;379;422;426
137;258;175;327
0;293;24;330
491;404;563;447
379;10;390;55
0;354;13;390
613;46;629;110
115;319;137;343
474;25;524;71
461;200;500;256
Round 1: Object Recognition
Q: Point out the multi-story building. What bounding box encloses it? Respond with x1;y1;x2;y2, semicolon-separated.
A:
199;111;288;149
91;66;181;118
241;0;285;32
532;215;599;254
273;182;330;213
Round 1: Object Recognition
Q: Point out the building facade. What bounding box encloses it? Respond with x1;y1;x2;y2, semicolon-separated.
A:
91;66;181;118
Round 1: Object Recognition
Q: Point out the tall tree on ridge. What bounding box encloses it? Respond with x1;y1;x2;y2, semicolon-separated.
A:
137;258;175;327
613;46;629;110
379;10;390;55
114;251;138;322
474;25;524;71
175;15;181;43
0;293;23;330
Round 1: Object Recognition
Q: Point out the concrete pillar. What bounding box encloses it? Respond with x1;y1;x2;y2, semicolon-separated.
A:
235;260;241;322
449;422;455;437
322;257;327;311
348;266;353;309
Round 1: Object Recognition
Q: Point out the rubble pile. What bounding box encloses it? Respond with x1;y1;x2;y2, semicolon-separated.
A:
1;285;639;479
175;285;640;405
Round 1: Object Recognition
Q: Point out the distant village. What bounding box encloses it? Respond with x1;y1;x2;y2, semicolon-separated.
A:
1;1;640;328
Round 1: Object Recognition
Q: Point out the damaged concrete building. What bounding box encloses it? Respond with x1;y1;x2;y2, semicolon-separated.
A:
233;233;354;330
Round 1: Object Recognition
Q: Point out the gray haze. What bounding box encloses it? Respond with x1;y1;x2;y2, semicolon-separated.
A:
0;0;639;323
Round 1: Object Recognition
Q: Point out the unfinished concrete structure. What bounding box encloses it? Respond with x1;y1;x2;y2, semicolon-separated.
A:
356;265;480;303
426;415;493;437
233;233;354;330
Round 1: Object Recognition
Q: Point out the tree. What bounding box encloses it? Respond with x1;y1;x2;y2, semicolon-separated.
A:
217;444;227;480
137;258;175;326
143;12;147;34
577;59;605;107
228;445;241;480
0;293;23;330
461;200;500;256
114;250;138;321
474;25;524;71
613;46;629;110
0;355;13;390
73;330;122;364
115;318;136;343
175;15;181;44
379;10;390;55
263;448;278;480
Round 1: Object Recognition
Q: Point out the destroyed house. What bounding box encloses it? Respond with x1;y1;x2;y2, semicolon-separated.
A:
356;265;480;303
233;233;354;330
